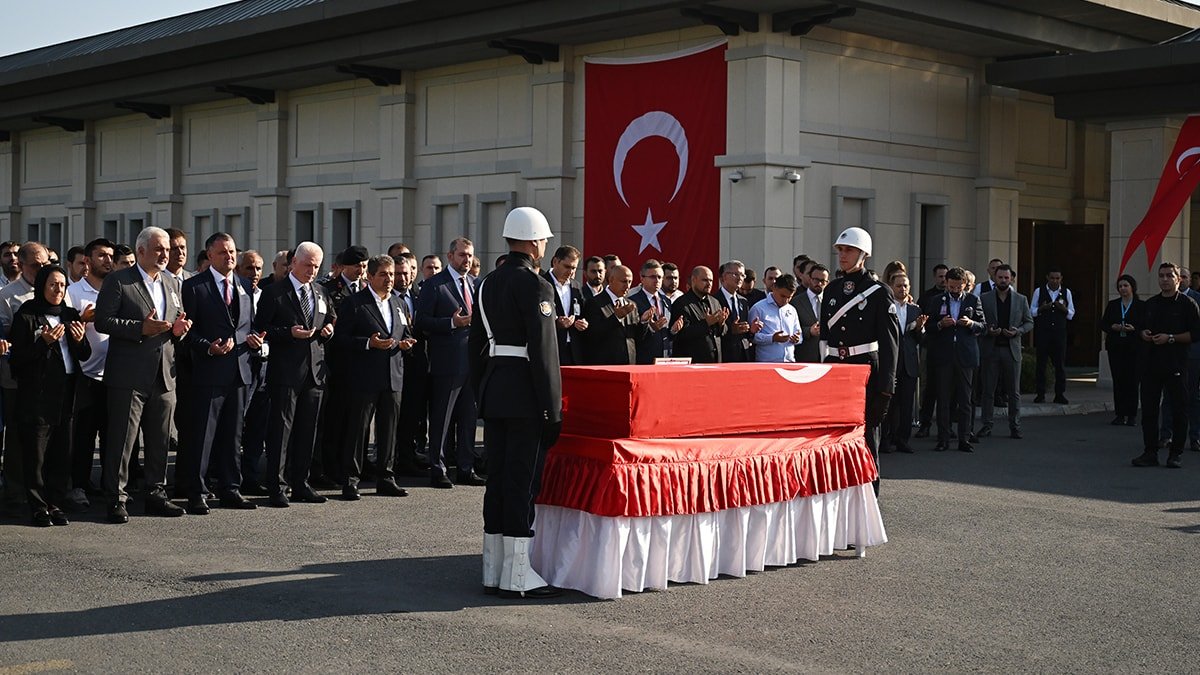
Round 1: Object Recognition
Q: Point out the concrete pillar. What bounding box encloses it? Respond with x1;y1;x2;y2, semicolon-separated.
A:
717;34;809;273
0;134;18;240
251;94;290;254
371;79;417;253
66;125;95;245
975;85;1023;270
522;50;576;242
1107;118;1188;298
150;114;183;230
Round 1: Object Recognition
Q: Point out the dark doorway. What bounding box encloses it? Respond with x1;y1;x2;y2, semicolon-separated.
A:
1017;219;1103;367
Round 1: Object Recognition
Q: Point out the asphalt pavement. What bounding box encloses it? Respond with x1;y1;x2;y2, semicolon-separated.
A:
1;408;1198;673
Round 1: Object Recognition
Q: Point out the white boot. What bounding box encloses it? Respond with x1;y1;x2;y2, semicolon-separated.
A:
482;533;503;593
499;536;560;598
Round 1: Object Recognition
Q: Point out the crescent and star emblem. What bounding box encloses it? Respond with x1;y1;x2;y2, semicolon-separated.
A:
612;111;689;254
1177;147;1200;175
774;365;832;384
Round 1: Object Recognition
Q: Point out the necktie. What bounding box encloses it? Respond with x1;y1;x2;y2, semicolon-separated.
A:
300;285;313;327
350;281;358;294
461;277;473;314
402;293;413;324
730;294;738;321
223;278;232;306
652;294;660;317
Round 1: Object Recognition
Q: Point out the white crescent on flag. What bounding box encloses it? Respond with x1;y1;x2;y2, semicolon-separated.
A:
1176;146;1200;174
612;111;689;207
774;365;832;384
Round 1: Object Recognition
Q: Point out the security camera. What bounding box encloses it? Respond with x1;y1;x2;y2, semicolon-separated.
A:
729;169;744;184
775;169;801;184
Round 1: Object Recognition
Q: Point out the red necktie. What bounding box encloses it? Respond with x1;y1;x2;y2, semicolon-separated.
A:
461;277;472;314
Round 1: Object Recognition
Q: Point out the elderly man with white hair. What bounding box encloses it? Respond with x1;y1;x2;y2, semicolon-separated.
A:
95;226;192;523
252;242;337;508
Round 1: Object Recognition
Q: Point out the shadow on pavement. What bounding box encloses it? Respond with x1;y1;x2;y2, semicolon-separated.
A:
881;412;1199;505
0;555;595;642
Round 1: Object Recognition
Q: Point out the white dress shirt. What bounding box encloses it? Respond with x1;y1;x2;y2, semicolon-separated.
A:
66;277;109;380
137;264;167;318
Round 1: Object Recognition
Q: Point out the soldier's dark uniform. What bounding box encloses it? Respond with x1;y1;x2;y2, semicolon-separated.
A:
820;268;900;494
468;251;563;539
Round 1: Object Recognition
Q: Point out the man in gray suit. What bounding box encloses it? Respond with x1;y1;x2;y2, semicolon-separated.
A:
95;226;192;523
978;264;1033;439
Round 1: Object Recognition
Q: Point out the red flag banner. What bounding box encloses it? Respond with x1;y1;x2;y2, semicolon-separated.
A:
584;41;727;276
1119;115;1200;273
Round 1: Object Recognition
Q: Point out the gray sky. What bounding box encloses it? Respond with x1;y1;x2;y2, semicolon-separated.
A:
0;0;235;56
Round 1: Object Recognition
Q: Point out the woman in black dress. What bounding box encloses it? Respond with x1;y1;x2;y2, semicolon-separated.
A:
9;265;90;526
1100;274;1144;426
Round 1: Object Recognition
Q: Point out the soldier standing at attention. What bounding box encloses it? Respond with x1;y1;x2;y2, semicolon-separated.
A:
468;207;563;599
820;227;900;495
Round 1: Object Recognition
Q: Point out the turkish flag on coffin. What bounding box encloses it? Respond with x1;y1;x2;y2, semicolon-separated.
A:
584;42;727;274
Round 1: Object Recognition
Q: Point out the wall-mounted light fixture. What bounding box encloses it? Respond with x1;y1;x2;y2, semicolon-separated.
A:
775;169;802;184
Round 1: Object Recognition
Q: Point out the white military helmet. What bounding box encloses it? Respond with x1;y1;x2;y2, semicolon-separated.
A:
833;226;872;257
502;207;554;241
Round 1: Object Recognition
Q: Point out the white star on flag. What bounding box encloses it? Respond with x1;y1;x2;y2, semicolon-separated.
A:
631;208;667;253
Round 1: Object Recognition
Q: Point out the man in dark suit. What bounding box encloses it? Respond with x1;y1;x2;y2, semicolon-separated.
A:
669;266;728;363
540;245;589;365
236;250;270;494
915;262;950;437
920;266;985;452
253;241;336;507
415;236;483;488
468;206;562;599
627;259;672;364
95;226;192;523
792;263;828;363
392;251;429;477
978;264;1034;439
334;255;416;500
714;260;760;362
741;268;767;308
180;233;261;514
312;245;369;488
580;255;605;302
882;271;926;454
580;265;662;365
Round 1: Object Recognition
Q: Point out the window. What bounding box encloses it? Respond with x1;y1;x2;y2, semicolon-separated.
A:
295;210;315;245
223;208;250;249
102;216;122;243
331;208;352;254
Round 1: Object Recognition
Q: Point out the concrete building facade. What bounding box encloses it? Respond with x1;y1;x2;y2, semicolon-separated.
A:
1;0;1198;364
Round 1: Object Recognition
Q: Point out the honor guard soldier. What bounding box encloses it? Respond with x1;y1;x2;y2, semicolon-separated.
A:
468;207;563;599
820;227;900;495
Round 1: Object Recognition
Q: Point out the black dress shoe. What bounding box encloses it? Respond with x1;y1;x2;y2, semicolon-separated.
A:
499;585;562;599
977;426;992;438
108;503;130;523
292;486;328;504
430;475;454;489
341;485;361;501
967;432;979;444
1166;452;1183;469
1111;416;1124;426
957;442;974;453
49;508;69;526
1124;417;1138;427
219;493;257;510
933;443;948;452
145;499;185;517
187;497;211;516
1132;450;1159;467
240;482;268;496
879;444;894;454
1033;395;1046;403
1010;429;1023;439
1053;396;1069;404
914;426;930;439
456;470;487;487
895;442;916;454
32;509;52;527
376;481;409;497
268;492;290;508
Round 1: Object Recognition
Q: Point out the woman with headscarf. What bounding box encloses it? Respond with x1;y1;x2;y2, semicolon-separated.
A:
9;265;90;526
1100;274;1144;426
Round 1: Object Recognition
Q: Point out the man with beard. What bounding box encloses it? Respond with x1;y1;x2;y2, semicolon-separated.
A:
66;238;116;507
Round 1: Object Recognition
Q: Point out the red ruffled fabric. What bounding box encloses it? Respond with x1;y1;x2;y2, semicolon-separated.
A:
537;427;877;518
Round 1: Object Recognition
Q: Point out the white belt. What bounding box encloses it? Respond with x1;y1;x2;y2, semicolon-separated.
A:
492;345;529;359
825;341;879;358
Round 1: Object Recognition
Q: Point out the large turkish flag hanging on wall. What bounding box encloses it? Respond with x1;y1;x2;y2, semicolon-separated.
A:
1120;115;1200;273
584;41;727;275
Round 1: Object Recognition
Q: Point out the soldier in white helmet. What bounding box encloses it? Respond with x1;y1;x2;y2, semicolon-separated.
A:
468;207;562;599
820;227;900;495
